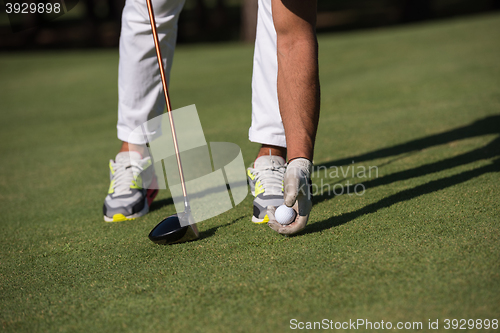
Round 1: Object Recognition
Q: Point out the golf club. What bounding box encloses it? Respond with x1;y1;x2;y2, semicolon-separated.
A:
145;0;199;245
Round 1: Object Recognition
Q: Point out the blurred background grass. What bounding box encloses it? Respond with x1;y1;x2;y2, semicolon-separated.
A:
1;0;500;48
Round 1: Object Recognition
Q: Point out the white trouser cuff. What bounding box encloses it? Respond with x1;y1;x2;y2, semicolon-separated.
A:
248;128;286;148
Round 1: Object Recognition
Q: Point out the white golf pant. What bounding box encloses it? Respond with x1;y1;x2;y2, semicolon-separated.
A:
117;0;285;148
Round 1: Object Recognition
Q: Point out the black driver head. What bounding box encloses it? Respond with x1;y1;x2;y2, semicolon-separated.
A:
148;214;199;245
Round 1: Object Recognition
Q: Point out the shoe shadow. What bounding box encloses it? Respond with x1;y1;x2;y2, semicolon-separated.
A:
304;114;500;235
199;216;246;240
149;197;174;213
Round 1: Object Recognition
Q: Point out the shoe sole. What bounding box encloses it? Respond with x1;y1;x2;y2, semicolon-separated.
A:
104;187;159;222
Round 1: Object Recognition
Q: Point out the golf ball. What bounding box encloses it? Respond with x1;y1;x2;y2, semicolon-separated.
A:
275;205;296;225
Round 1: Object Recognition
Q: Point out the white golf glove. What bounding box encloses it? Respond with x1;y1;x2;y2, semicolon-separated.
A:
267;158;313;235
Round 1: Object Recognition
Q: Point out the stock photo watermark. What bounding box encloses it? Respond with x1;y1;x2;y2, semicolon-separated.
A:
311;163;379;197
290;318;499;330
246;160;379;199
2;0;80;32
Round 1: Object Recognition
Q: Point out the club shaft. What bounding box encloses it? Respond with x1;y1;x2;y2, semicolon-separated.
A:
146;0;188;203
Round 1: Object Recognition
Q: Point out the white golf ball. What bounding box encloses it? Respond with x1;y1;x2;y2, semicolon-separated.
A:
275;205;296;225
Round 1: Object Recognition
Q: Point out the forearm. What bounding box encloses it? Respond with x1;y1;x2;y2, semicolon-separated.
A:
273;0;320;161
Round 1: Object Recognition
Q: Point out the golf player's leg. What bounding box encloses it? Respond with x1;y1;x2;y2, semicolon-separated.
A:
267;0;320;234
103;0;185;222
247;0;288;224
250;0;286;153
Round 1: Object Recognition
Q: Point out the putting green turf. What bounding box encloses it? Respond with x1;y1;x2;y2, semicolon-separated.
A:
1;13;499;332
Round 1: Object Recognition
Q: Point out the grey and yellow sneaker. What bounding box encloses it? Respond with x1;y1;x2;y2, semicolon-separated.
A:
103;151;159;222
247;155;286;223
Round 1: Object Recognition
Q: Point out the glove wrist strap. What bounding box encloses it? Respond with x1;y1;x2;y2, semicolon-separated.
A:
287;157;312;164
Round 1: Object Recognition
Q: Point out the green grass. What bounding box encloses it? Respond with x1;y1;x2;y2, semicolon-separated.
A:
1;13;499;332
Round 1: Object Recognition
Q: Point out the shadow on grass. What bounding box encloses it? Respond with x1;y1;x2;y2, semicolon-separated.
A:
306;114;500;234
308;158;500;234
317;115;500;169
149;197;174;213
146;115;500;236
